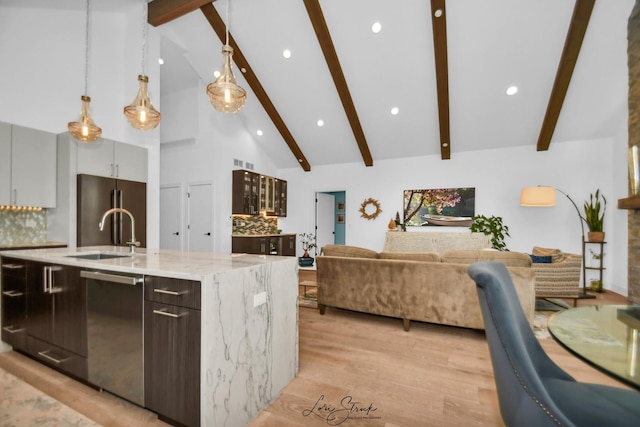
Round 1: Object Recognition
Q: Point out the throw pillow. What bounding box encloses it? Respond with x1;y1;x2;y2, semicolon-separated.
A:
529;254;552;263
532;246;565;263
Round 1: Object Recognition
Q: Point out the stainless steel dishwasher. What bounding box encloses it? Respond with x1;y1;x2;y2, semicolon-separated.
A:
82;270;144;406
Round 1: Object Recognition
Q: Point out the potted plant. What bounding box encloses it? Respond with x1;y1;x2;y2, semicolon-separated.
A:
583;189;606;242
298;232;317;267
590;279;603;293
470;215;510;251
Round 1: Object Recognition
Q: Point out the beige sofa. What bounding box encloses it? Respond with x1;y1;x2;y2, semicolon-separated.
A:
316;245;535;331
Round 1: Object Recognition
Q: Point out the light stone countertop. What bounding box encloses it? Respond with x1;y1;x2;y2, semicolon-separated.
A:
0;245;294;281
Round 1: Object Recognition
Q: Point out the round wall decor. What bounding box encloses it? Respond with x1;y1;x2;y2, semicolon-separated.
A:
359;197;382;220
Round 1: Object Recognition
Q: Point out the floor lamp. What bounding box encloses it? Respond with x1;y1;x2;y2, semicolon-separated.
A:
520;186;595;299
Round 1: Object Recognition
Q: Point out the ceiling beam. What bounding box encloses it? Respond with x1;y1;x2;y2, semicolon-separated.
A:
148;0;212;27
303;0;374;167
200;3;311;171
536;0;596;151
430;0;451;160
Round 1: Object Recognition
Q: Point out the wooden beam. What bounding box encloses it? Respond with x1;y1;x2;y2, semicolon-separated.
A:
536;0;596;151
431;0;451;160
303;0;374;167
148;0;213;27
200;3;311;171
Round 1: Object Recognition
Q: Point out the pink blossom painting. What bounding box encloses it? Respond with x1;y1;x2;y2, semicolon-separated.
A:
403;188;475;227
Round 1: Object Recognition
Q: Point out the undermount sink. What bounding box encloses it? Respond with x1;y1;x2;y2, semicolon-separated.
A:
66;253;131;260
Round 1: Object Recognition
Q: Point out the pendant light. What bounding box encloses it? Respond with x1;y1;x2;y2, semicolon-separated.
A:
68;0;102;143
206;0;246;114
124;0;160;130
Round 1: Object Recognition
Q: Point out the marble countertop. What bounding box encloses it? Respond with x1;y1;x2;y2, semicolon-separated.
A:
0;245;293;281
0;241;67;251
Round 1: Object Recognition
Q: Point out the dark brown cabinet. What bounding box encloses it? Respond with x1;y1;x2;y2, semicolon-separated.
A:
274;179;287;217
1;257;27;350
232;170;260;215
77;173;147;248
144;276;201;427
281;234;296;256
25;261;87;379
232;170;287;216
232;234;296;256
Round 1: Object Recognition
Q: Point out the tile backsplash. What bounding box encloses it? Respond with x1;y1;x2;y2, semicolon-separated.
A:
232;215;278;235
0;209;47;245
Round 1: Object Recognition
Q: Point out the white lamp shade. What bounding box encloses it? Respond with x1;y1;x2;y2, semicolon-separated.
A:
520;186;556;206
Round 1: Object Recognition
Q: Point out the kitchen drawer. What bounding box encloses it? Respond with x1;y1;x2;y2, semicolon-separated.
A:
26;335;88;380
144;276;201;309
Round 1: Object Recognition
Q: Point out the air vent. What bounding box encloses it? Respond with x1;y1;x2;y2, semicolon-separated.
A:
246;162;254;170
233;159;244;167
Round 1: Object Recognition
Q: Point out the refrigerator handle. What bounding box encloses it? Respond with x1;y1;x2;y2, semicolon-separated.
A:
119;190;123;245
111;189;118;244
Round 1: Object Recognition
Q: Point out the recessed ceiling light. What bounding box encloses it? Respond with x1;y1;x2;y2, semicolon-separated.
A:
371;22;382;34
390;107;399;115
158;58;164;65
317;119;324;127
214;70;221;78
282;49;292;59
257;130;263;136
506;86;518;96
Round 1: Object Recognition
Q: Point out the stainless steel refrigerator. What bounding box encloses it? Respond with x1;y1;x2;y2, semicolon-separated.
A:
77;174;146;247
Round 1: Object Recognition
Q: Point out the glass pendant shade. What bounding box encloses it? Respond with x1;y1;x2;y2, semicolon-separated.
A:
206;45;246;114
124;75;161;130
68;95;102;143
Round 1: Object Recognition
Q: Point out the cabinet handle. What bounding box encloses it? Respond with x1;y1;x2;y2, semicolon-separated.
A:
2;290;24;297
2;325;24;334
116;164;119;178
153;308;187;318
111;163;115;177
37;350;68;364
172;232;180;236
153;288;186;296
12;189;17;205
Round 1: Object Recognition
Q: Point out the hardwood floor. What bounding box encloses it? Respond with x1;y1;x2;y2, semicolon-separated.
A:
0;271;631;427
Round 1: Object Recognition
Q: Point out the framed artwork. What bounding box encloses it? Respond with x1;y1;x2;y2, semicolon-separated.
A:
403;187;475;227
337;202;345;211
337;214;345;224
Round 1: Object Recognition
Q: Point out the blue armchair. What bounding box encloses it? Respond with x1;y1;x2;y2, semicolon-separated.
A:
468;261;640;427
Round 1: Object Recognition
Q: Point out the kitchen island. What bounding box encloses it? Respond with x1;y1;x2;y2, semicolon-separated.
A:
0;246;299;427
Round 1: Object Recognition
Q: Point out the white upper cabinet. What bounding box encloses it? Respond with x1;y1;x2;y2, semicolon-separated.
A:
0;123;57;208
77;138;147;183
0;122;11;205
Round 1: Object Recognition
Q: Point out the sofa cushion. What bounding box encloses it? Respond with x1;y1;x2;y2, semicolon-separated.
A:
322;244;379;259
532;246;565;263
378;252;441;262
441;250;532;267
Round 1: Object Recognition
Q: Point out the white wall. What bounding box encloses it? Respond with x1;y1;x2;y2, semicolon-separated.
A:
160;81;279;253
278;134;629;296
0;4;162;247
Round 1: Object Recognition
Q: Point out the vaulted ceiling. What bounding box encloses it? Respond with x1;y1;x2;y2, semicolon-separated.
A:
23;0;634;171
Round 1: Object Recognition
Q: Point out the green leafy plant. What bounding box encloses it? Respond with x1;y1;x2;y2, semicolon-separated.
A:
470;215;510;251
583;189;606;232
299;232;317;257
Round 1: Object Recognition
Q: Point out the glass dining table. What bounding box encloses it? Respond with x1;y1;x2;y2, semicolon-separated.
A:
548;304;640;390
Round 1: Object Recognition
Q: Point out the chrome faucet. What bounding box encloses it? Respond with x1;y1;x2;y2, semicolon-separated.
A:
99;208;140;254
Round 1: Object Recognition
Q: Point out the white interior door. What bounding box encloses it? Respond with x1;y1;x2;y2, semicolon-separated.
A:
187;182;213;252
316;192;335;255
160;184;183;250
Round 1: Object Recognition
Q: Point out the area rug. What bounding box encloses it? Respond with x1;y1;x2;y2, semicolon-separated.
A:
0;366;100;426
533;299;567;340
